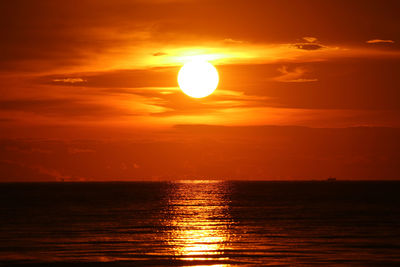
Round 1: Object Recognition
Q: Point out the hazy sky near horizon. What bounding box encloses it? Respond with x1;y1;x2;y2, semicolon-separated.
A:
1;0;400;181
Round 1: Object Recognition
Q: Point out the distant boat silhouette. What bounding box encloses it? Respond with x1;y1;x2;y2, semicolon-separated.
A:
327;177;337;181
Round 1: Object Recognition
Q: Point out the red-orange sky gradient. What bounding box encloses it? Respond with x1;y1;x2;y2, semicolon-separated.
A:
1;0;400;181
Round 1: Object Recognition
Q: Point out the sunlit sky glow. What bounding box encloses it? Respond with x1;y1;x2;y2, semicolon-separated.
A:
1;0;400;181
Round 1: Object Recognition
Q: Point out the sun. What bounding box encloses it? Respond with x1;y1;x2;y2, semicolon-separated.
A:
178;60;219;98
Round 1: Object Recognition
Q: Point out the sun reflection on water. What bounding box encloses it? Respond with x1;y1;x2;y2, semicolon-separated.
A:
162;180;234;266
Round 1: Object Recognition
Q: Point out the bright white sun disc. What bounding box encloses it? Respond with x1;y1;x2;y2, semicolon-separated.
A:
178;60;219;98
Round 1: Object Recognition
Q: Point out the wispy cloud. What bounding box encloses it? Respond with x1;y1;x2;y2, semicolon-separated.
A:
153;52;167;56
366;39;395;44
223;38;244;44
302;37;318;43
274;66;318;83
294;43;325;51
293;37;326;51
52;78;86;84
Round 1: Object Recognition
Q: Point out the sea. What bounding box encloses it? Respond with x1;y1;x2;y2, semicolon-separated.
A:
0;181;399;266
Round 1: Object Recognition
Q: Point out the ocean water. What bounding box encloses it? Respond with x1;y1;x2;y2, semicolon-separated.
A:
0;181;399;266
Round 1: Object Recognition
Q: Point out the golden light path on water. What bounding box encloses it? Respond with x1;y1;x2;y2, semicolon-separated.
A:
163;180;234;266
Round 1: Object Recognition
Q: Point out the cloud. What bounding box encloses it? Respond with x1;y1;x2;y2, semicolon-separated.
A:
294;43;325;51
1;0;400;74
52;78;86;84
0;98;135;118
274;66;318;83
2;126;400;181
0;0;399;148
23;58;400;126
366;39;395;44
223;38;244;44
33;165;74;181
146;88;270;117
302;37;318;43
43;67;179;89
5;146;53;154
153;52;167;56
0;159;75;181
292;37;326;51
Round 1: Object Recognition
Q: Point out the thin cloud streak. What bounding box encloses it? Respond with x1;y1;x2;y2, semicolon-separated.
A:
366;39;395;44
274;66;318;83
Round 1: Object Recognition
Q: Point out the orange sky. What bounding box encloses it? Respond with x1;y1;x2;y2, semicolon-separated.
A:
1;0;400;181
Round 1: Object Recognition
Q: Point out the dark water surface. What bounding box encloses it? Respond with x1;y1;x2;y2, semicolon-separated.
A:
0;181;399;266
